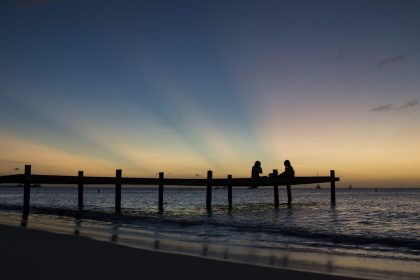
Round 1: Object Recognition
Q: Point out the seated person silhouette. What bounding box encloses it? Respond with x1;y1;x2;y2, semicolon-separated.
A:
279;160;295;177
251;161;263;178
251;161;263;189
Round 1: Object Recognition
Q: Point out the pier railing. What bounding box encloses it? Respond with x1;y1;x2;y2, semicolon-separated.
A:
0;165;340;215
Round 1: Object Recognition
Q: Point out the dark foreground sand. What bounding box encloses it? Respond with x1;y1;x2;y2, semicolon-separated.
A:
0;225;360;280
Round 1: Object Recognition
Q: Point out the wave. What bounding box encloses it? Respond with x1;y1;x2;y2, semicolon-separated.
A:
1;203;420;253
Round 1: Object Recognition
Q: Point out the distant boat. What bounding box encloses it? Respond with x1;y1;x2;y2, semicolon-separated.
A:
348;184;352;189
315;184;321;189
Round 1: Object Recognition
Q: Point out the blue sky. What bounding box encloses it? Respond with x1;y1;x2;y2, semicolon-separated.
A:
1;0;420;186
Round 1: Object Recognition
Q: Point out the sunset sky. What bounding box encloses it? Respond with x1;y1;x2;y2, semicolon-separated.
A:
1;0;419;187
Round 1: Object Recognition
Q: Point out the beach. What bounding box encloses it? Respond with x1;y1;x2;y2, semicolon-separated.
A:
0;187;419;280
0;224;360;280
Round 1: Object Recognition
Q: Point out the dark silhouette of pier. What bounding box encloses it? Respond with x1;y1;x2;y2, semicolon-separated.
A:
0;165;339;215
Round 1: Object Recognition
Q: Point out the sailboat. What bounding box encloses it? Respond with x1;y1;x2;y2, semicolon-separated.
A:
315;170;321;189
348;184;353;189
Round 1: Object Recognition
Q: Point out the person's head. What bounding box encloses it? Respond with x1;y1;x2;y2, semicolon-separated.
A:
254;161;261;167
284;160;291;167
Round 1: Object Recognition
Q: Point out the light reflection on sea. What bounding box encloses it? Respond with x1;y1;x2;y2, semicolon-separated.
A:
0;187;420;279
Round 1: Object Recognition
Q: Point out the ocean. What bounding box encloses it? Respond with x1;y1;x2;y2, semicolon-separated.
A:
0;186;419;279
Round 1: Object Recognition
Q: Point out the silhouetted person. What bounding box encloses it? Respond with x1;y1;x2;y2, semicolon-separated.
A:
279;160;295;177
251;161;263;189
251;161;263;178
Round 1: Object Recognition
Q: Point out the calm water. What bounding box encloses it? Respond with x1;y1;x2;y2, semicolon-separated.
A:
1;186;419;279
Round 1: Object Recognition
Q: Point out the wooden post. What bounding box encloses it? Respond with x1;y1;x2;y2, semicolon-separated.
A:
23;165;31;215
206;170;213;210
78;171;84;209
330;170;336;204
287;184;292;204
227;175;232;209
273;169;279;208
159;172;164;213
115;169;122;213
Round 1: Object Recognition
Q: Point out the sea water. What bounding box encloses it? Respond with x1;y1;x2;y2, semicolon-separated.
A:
0;186;419;279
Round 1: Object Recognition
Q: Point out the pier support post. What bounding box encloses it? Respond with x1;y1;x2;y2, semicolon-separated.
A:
115;169;122;213
287;185;292;204
23;165;31;215
78;171;84;209
330;170;336;204
273;169;279;208
159;172;164;213
227;175;232;209
206;170;213;211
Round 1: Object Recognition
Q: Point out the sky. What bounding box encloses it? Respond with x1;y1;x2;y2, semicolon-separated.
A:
0;0;419;187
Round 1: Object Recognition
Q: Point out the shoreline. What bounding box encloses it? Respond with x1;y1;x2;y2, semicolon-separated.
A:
0;223;361;280
1;212;420;280
1;186;420;280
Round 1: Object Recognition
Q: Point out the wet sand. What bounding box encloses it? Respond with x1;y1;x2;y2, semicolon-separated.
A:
0;224;361;280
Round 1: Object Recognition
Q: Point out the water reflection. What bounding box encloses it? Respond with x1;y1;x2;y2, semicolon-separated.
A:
269;254;275;265
223;247;229;259
281;255;288;266
74;218;81;235
326;259;333;272
21;213;28;227
154;239;160;250
201;244;208;256
111;222;120;242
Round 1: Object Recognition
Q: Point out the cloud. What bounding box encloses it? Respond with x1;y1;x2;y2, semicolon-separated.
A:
377;55;406;66
371;104;394;112
401;99;419;109
370;100;419;112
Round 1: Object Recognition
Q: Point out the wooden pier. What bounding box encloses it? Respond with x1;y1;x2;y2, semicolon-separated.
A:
0;165;340;214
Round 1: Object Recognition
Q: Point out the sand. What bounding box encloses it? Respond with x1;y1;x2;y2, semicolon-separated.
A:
0;224;361;280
